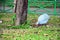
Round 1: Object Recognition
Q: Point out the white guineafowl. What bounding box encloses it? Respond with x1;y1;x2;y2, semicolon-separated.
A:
0;20;2;24
36;13;50;25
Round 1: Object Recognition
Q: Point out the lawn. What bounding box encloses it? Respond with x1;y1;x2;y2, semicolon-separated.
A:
0;13;60;40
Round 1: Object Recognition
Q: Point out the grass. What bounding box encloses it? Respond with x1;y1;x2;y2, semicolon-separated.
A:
1;27;60;40
0;13;60;40
0;13;16;28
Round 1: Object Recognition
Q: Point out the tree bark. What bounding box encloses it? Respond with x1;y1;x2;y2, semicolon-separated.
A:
14;0;17;13
15;0;28;26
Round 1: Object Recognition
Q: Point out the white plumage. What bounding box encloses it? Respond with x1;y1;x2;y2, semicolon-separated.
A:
0;20;2;23
36;13;50;24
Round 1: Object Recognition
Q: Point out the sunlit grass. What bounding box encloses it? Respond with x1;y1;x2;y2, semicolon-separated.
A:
0;13;60;40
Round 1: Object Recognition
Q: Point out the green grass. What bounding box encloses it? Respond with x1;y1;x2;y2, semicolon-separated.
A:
1;27;59;40
0;13;60;40
0;13;16;28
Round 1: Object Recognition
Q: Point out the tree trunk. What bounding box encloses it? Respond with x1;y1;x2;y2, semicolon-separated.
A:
14;0;17;13
15;0;28;26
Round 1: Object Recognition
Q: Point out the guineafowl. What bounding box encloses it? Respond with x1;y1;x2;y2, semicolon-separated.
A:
36;13;50;25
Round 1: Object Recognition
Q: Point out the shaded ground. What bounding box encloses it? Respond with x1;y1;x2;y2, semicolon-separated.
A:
0;7;60;15
29;8;60;15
